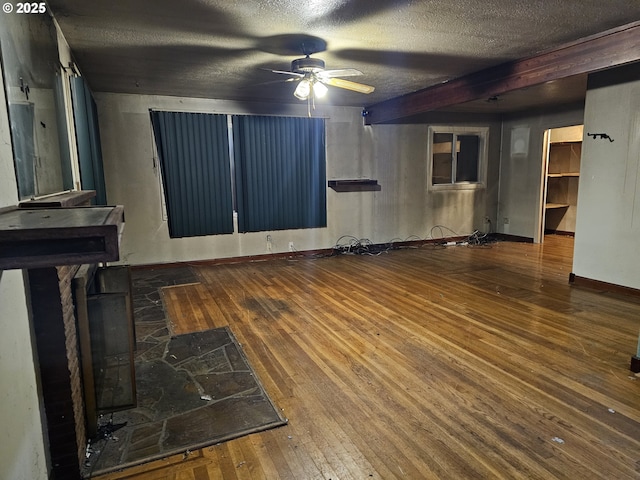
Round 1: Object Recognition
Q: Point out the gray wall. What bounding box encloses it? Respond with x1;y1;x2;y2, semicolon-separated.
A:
498;104;585;241
96;93;501;265
573;65;640;289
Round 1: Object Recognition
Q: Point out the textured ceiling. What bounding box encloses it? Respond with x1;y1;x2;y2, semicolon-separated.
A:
48;0;640;113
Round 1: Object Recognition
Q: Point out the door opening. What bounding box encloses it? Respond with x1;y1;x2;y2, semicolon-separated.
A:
539;125;583;243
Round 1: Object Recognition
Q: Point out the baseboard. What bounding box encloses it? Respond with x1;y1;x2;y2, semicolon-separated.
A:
569;273;640;298
544;229;575;237
131;249;334;270
132;232;557;271
131;236;484;270
492;233;534;243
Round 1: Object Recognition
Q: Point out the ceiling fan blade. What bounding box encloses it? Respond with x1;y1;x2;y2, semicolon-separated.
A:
252;77;299;87
325;77;375;94
319;68;363;78
263;68;305;77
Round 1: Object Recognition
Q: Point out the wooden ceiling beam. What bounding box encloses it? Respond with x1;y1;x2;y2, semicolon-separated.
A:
363;21;640;124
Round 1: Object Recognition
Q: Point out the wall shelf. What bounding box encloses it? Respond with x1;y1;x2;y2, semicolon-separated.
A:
328;179;381;192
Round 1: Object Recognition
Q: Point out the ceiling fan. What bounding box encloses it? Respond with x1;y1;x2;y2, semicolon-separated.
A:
266;54;375;101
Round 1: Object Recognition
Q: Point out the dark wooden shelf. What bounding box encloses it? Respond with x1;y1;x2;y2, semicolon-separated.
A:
0;205;124;270
19;190;96;208
328;179;381;192
547;172;580;178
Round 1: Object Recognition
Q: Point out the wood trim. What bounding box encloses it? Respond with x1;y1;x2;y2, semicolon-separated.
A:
19;190;96;208
569;273;640;298
492;233;534;243
544;230;575;237
364;21;640;124
131;249;334;270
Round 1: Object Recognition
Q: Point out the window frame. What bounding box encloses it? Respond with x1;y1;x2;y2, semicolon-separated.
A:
427;125;489;191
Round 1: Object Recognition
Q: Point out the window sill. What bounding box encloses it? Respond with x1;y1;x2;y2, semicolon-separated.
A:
19;190;97;208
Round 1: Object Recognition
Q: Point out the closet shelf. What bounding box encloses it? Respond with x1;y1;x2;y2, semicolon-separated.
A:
547;172;580;178
545;203;570;209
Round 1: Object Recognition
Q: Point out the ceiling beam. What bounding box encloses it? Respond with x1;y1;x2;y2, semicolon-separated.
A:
363;21;640;124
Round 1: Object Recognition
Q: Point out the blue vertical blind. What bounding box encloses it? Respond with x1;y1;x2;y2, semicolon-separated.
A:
150;111;233;238
233;115;326;233
71;77;107;205
150;112;326;237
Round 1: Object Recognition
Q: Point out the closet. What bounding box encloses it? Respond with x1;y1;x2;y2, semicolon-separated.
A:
542;125;583;236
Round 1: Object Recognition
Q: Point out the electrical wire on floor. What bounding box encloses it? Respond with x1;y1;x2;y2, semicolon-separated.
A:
295;224;497;260
428;224;460;242
426;223;496;248
333;235;390;256
465;230;494;247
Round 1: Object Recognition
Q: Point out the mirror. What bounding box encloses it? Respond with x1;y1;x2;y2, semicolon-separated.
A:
0;9;73;199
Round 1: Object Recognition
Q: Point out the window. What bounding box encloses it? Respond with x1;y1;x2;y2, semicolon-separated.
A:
1;13;76;199
151;111;326;238
428;126;488;189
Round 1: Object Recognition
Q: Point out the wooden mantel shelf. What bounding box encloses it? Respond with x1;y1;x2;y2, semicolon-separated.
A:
0;205;124;270
19;190;97;208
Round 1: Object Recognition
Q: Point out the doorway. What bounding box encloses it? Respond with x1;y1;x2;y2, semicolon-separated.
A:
539;125;583;243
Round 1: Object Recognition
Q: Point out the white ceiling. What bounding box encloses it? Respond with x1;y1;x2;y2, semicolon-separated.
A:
48;0;640;114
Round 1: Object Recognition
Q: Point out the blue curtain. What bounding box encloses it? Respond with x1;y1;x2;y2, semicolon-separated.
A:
71;77;107;205
233;115;326;233
150;111;233;238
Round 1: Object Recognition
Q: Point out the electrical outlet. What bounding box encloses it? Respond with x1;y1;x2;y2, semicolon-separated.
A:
288;241;294;252
503;217;510;225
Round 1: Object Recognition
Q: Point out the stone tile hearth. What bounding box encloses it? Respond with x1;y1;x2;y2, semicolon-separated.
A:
83;266;286;477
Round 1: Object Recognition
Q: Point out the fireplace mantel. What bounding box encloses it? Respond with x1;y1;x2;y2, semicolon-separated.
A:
0;205;124;270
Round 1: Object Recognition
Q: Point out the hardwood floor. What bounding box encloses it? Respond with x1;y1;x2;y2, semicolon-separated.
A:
96;236;640;479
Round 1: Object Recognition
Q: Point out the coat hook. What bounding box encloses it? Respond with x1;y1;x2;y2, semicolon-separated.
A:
587;132;614;142
19;77;30;100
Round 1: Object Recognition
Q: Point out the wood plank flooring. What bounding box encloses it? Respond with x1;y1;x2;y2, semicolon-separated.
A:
96;236;640;479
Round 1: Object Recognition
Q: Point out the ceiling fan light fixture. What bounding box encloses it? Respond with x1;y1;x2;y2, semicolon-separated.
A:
313;80;328;98
294;78;312;100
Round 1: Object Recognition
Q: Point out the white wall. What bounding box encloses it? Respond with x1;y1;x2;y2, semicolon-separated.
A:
498;105;584;241
96;93;500;265
573;65;640;289
0;59;49;480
